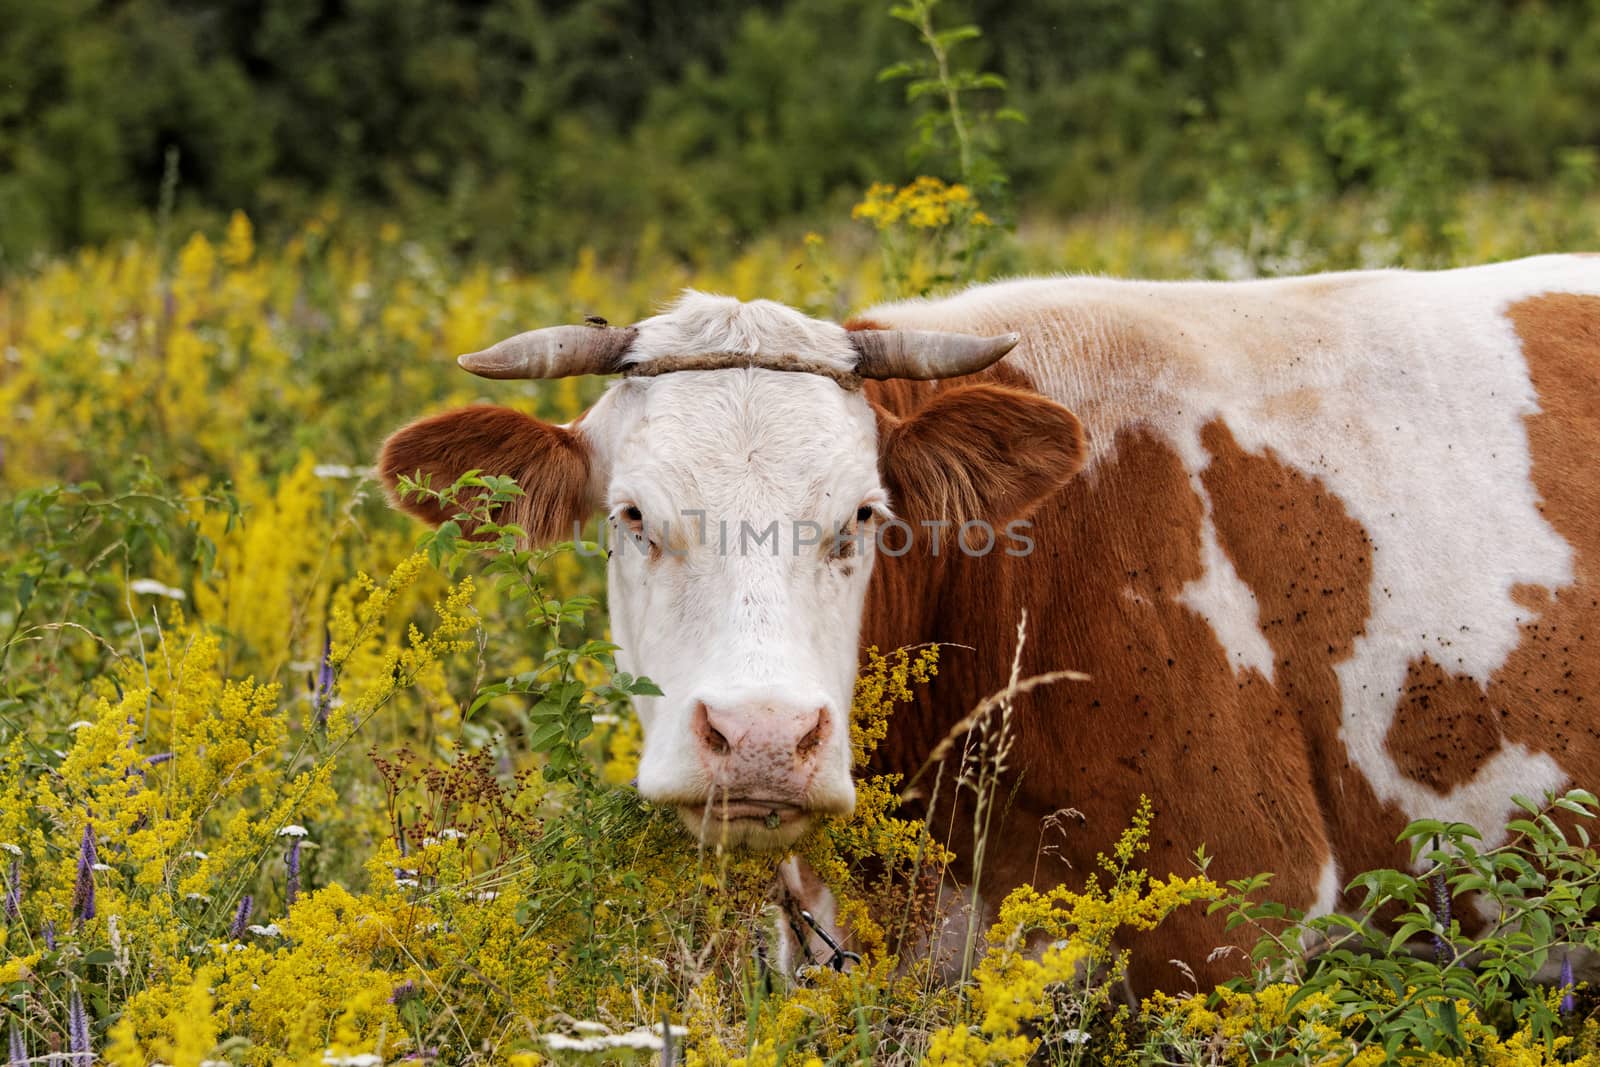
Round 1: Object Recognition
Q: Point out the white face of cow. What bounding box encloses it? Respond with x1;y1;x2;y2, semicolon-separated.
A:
583;369;883;846
573;295;888;846
380;291;1085;851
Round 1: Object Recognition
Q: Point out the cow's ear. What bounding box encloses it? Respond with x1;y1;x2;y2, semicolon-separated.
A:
378;405;594;544
876;384;1086;527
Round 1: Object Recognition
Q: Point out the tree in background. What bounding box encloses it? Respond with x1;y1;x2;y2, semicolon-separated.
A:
1;0;1598;271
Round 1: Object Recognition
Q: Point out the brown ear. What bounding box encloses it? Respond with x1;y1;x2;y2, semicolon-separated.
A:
378;405;593;544
876;384;1086;527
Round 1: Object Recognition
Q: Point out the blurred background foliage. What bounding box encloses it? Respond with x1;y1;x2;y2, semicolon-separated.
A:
4;0;1599;275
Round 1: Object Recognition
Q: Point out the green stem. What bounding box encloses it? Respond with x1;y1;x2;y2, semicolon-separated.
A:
917;1;973;182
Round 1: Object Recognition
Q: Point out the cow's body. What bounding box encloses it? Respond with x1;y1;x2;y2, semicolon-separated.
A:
382;254;1600;993
852;254;1600;989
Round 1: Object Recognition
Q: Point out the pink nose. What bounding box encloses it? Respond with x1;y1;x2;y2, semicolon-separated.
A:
691;698;833;795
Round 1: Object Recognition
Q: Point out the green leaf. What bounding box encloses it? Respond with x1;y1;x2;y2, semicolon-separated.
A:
1389;919;1432;954
528;699;564;722
526;722;564;751
963;72;1007;92
932;25;980;47
1437;998;1460;1045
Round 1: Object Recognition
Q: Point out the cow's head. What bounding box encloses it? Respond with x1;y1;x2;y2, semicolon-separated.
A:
380;293;1085;848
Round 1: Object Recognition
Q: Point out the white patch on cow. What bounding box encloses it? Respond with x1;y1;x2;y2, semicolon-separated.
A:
1307;856;1341;922
1297;856;1343;951
623;290;858;372
1175;474;1276;682
865;255;1600;840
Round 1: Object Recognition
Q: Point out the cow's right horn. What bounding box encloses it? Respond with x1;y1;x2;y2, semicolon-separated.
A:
849;329;1021;380
457;325;638;380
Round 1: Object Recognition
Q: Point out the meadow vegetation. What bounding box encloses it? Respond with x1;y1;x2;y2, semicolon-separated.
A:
3;1;1600;1062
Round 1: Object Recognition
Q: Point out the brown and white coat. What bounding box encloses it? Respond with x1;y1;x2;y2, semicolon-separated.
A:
382;255;1600;991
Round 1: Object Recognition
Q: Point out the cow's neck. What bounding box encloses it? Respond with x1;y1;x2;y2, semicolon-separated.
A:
857;373;1073;794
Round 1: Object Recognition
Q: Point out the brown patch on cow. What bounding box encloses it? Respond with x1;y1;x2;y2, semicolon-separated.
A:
1512;582;1555;613
842;316;892;332
379;404;592;544
863;387;1399;990
1196;421;1412;884
1384;659;1503;792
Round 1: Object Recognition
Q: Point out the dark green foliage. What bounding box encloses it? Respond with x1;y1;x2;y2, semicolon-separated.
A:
4;0;1599;270
1210;790;1600;1057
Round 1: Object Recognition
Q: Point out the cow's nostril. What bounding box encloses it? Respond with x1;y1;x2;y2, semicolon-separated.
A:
693;701;731;755
795;706;829;759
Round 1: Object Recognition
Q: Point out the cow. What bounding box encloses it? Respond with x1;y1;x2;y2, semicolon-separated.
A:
379;254;1600;993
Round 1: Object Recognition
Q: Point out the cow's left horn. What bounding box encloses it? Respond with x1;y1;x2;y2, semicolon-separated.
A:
848;330;1021;380
457;325;638;379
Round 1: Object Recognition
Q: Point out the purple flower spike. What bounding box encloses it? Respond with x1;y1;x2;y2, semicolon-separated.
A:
4;858;19;921
68;987;90;1061
229;894;253;940
389;979;421;1005
8;1021;24;1065
143;752;173;767
314;629;335;729
42;918;55;950
1429;839;1451;966
286;840;301;906
1561;952;1576;1016
72;824;96;926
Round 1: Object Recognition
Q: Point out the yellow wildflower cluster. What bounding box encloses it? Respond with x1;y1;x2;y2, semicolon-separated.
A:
802;646;948;958
922;797;1219;1065
1146;985;1600;1066
849;176;998;296
923;942;1088;1065
852;178;990;231
968;797;1218;970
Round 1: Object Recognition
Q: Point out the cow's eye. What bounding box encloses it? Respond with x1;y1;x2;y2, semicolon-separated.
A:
614;503;646;538
831;504;876;561
611;508;643;543
613;503;663;562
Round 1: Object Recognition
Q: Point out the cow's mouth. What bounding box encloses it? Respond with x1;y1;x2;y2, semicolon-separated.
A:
678;798;812;846
683;798;806;826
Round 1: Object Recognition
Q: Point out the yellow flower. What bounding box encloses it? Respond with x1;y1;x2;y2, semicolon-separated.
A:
222;210;255;268
0;953;39;984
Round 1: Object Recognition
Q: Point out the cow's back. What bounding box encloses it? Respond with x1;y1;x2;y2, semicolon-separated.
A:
857;255;1600;990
